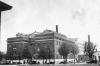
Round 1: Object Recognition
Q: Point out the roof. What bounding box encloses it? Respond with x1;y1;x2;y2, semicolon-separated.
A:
16;29;67;38
0;1;12;11
93;51;100;56
43;29;67;38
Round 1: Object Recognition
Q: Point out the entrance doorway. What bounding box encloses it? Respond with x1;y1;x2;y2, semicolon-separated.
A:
99;56;100;62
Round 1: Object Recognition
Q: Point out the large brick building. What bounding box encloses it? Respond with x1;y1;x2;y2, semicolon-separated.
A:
7;29;75;61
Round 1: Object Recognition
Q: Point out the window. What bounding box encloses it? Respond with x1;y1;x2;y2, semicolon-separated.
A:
13;48;16;50
14;51;16;54
56;55;59;59
56;41;58;45
58;41;59;46
30;43;33;46
95;56;97;60
37;43;40;46
19;44;20;47
9;45;11;47
33;43;35;46
13;45;16;48
59;42;60;46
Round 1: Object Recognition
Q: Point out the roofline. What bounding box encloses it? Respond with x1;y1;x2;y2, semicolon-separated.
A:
0;1;12;11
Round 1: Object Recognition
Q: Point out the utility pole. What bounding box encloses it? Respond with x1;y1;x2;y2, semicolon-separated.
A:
73;46;75;64
48;47;50;63
0;1;12;48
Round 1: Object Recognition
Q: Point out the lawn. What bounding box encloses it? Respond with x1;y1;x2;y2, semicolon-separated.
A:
0;64;100;66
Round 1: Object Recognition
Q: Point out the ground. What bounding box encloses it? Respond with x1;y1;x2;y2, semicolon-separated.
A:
0;64;100;66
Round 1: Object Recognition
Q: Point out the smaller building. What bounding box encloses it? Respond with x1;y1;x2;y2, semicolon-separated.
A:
93;51;100;62
67;38;89;62
70;38;85;55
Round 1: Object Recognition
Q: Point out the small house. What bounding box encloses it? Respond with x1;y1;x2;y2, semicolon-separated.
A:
93;51;100;62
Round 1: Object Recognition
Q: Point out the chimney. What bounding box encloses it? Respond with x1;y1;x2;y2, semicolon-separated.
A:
96;49;97;52
56;25;58;33
88;35;90;45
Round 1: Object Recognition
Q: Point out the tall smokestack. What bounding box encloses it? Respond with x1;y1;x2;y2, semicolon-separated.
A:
56;25;58;33
88;35;90;44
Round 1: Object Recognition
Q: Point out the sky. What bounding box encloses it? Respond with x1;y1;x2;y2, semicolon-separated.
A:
0;0;100;52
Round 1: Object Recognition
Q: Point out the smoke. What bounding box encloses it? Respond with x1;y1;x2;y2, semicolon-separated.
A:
72;8;86;26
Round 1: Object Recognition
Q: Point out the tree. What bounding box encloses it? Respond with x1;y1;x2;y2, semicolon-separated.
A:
58;42;71;63
84;42;96;61
7;51;13;62
22;46;32;59
70;43;79;64
0;51;4;61
44;46;53;63
47;47;53;63
18;51;22;64
38;46;48;64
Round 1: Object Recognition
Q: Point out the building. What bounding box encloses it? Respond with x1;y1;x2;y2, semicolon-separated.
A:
93;51;100;62
66;38;86;62
7;27;75;62
71;38;85;55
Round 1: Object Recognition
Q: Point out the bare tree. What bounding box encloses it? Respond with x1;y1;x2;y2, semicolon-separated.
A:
22;46;32;59
84;42;96;61
0;51;4;61
70;43;79;64
58;42;71;63
38;46;53;64
38;46;48;64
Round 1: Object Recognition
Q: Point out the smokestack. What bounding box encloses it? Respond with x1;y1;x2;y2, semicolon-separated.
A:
88;35;90;44
96;49;97;52
56;25;58;33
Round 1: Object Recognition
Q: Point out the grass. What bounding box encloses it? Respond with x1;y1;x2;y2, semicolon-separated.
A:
13;64;100;66
0;64;100;66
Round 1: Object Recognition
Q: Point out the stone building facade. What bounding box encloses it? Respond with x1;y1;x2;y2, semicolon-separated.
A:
7;29;74;61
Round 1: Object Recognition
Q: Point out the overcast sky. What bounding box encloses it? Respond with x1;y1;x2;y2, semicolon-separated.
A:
0;0;100;52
